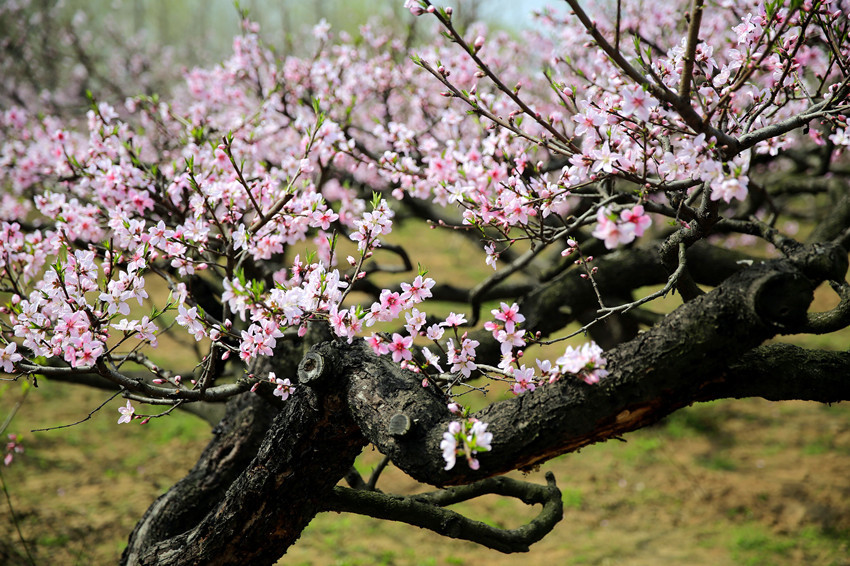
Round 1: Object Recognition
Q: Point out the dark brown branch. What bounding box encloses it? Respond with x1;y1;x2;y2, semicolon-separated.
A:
705;342;850;403
802;281;850;334
678;0;705;101
323;472;563;554
334;249;847;487
124;345;367;565
18;361;250;402
736;96;847;155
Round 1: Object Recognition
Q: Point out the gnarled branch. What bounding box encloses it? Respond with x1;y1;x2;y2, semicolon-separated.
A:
324;472;563;553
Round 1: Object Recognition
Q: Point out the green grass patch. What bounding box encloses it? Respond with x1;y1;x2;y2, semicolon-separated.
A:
561;487;583;509
662;404;724;439
698;454;738;471
730;524;797;565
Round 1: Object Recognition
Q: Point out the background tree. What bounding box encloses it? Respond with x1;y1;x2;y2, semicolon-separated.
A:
1;0;850;564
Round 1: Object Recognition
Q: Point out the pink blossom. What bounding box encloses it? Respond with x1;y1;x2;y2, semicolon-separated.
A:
404;308;427;335
4;434;24;467
484;243;499;270
422;347;444;373
371;290;404;322
492;302;525;328
591;142;620;174
117;400;135;424
592;207;637;249
0;342;22;373
441;426;459;470
619;205;652;237
425;324;445;341
710;176;749;203
441;312;467;328
388;333;414;363
367;333;390;356
511;365;536;394
176;303;206;341
557;341;608;384
447;336;479;378
400;275;435;304
272;374;296;401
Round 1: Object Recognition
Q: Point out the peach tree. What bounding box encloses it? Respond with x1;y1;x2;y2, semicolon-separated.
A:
1;1;850;563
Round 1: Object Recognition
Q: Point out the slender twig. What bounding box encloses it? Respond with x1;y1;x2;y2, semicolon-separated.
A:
18;360;249;403
221;136;265;224
31;389;123;432
598;242;688;315
562;0;737;151
0;469;36;566
615;0;622;52
0;387;29;438
467;194;618;325
425;2;576;150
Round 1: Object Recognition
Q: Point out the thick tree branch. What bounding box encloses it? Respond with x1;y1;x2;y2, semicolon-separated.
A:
702;342;850;403
323;472;563;553
124;347;367;565
802;281;850;334
333;249;847;487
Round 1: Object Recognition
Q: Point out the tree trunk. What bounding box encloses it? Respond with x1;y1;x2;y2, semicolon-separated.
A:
123;245;850;564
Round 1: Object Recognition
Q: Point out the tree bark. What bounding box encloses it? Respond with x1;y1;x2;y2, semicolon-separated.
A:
123;340;367;565
123;246;850;564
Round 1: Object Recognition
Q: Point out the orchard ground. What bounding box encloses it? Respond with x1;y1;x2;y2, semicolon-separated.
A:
2;377;849;565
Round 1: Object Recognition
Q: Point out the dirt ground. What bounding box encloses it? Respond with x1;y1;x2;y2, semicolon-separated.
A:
1;380;849;565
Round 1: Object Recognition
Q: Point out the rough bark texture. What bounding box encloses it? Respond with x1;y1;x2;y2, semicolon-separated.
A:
332;254;841;486
122;246;850;564
124;340;366;565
